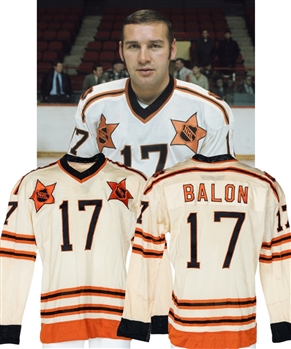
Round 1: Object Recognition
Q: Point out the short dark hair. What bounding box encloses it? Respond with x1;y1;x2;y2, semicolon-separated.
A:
53;59;63;67
92;62;103;71
121;9;174;47
175;58;186;65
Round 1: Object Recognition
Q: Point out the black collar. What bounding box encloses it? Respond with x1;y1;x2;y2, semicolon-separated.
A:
193;153;235;163
59;153;106;181
128;75;174;121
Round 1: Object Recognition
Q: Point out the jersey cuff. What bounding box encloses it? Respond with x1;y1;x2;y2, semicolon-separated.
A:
271;321;291;342
151;315;168;334
117;318;151;342
0;325;21;344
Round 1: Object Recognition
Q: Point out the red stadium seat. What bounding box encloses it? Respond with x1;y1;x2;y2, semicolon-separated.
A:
37;21;48;31
37;61;53;74
110;30;121;41
77;62;95;75
48;21;62;31
82;51;99;63
102;41;119;51
99;51;116;63
48;41;64;56
86;41;103;52
42;30;57;41
94;31;110;41
42;51;59;63
38;40;48;52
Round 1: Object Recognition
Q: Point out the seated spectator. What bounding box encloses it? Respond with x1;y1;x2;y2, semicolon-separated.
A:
102;59;129;81
40;60;72;103
189;63;209;90
236;74;255;94
82;62;105;93
173;58;192;81
210;76;230;101
200;63;218;87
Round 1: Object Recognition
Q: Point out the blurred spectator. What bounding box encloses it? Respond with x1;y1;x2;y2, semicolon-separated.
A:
102;59;129;81
236;74;255;94
173;58;192;81
82;62;105;92
189;63;209;90
217;29;240;77
195;29;216;69
200;63;218;87
40;60;72;103
210;76;230;101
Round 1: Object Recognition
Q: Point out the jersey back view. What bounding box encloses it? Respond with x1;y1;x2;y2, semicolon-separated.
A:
118;154;291;348
0;153;146;345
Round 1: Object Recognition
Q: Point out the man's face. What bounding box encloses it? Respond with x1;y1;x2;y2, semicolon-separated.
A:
54;63;63;73
202;30;208;39
175;60;183;71
225;32;231;40
192;66;199;75
119;22;176;93
94;67;103;77
245;76;252;85
113;63;124;73
216;79;223;87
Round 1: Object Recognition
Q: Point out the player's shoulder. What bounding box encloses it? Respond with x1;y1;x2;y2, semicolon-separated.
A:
174;79;225;102
106;158;147;182
79;78;129;101
10;161;59;195
145;158;194;190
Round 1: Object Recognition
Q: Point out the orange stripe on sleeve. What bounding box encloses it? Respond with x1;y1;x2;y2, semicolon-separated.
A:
0;247;36;261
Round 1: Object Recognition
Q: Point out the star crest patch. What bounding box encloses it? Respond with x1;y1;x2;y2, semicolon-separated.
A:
30;180;56;212
97;114;118;152
107;179;133;208
171;113;207;153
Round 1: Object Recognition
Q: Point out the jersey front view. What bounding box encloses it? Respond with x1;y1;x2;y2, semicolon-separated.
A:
117;154;291;348
68;76;235;178
0;153;146;345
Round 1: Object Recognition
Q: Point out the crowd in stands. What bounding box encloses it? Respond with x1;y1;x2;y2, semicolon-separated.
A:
37;5;255;105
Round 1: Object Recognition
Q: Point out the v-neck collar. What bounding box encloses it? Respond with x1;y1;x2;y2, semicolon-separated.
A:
58;153;106;182
127;75;175;122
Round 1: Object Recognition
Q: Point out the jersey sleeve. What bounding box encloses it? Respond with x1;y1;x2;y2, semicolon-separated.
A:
259;179;291;343
198;99;235;158
67;95;100;158
117;185;172;341
0;179;37;344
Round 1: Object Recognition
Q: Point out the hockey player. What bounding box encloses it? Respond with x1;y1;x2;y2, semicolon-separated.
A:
67;8;236;348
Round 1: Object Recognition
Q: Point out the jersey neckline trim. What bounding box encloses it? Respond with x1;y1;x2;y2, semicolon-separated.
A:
127;75;175;121
58;153;106;182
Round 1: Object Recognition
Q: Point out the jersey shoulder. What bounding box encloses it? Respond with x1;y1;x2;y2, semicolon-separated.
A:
80;78;129;101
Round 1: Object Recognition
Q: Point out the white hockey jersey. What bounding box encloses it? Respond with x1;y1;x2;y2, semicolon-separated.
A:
117;154;291;348
68;76;235;178
0;153;146;344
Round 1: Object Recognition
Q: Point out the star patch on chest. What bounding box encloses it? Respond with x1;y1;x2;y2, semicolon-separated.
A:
30;180;56;212
171;113;207;153
107;179;133;208
97;114;118;152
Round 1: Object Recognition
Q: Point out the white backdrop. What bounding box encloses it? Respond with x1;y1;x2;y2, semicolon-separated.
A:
0;1;290;348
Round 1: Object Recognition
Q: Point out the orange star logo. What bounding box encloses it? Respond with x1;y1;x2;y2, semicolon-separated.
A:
107;179;133;208
171;113;207;153
97;114;118;152
30;180;56;212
